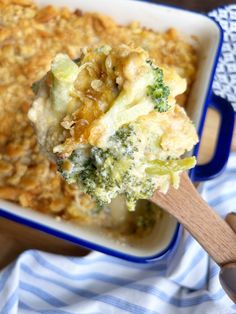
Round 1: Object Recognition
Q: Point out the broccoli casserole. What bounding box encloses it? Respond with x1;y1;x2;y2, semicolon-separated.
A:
29;46;198;211
0;0;198;237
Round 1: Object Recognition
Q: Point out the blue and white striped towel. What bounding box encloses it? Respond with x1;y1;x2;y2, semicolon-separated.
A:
1;5;236;314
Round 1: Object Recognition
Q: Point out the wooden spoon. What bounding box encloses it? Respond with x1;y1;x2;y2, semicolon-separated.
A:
151;172;236;303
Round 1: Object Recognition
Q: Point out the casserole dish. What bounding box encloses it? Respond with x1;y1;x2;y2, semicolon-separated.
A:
0;0;234;263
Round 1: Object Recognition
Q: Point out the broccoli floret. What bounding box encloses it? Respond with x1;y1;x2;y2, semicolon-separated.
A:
78;126;137;207
109;125;138;158
57;125;136;207
79;148;122;207
124;176;155;211
146;60;170;113
78;146;155;211
57;145;91;183
57;123;196;211
89;55;170;148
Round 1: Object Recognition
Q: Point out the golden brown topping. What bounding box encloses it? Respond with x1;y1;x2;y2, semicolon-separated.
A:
0;186;23;201
35;5;58;23
0;1;197;225
6;143;25;158
0;160;13;174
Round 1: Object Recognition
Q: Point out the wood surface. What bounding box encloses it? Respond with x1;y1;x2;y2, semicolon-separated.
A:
154;0;235;12
151;173;236;266
0;217;89;269
198;109;236;164
0;0;236;269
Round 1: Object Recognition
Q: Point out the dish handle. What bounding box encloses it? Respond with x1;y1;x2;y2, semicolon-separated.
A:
191;93;235;181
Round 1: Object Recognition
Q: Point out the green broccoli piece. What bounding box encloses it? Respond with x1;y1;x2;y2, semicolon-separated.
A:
124;176;155;211
57;125;139;208
146;60;170;113
57;123;196;211
109;125;138;158
91;59;171;147
78;148;155;211
77;126;137;207
79;148;123;207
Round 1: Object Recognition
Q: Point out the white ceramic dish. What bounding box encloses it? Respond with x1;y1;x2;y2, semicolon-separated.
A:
0;0;234;263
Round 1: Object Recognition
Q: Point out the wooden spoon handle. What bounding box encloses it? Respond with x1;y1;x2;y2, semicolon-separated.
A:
151;173;236;266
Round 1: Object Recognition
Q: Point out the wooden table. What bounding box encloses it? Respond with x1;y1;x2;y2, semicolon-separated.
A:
154;0;235;12
0;0;236;270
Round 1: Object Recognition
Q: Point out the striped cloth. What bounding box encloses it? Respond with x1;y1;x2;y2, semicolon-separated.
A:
1;6;236;314
0;153;236;314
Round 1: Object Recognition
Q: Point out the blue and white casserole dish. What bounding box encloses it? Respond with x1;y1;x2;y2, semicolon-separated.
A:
0;0;234;263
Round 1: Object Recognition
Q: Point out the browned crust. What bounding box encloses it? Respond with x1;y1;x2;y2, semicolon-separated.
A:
0;0;197;222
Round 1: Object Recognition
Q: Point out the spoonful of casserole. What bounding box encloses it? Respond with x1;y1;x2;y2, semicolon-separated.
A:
28;44;198;211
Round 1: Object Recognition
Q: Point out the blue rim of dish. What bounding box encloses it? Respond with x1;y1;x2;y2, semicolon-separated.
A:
0;1;224;263
0;208;182;263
